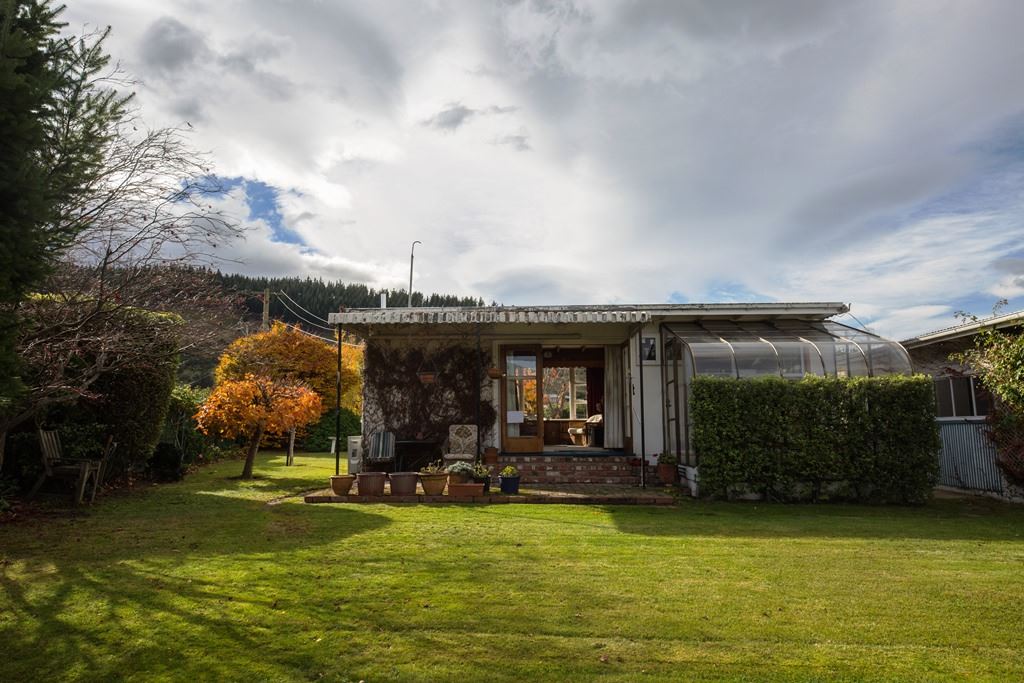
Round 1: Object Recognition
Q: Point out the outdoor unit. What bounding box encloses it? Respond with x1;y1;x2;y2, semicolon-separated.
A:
347;436;363;474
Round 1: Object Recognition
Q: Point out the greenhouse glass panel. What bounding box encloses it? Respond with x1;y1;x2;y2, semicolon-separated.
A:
732;342;780;378
690;342;735;377
776;341;824;377
866;342;913;375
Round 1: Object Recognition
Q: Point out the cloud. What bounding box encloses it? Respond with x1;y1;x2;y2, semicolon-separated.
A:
421;102;518;131
63;0;1024;341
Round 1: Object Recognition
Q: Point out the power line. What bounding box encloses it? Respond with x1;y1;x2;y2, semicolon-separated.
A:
277;319;363;348
277;290;331;324
275;295;337;333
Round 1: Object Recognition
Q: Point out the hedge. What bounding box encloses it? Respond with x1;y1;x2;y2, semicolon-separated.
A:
302;408;361;452
691;375;939;503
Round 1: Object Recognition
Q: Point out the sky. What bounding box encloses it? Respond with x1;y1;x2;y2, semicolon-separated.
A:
63;0;1024;340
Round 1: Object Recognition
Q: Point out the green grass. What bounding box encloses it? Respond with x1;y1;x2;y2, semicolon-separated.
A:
2;452;1023;682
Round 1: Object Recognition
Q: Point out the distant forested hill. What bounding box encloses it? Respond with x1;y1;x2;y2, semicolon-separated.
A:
216;273;486;326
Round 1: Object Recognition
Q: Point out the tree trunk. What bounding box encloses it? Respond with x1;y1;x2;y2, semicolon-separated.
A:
286;427;296;466
0;430;6;475
241;424;264;479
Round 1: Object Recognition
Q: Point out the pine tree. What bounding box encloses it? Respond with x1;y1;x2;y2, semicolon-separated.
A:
0;1;130;403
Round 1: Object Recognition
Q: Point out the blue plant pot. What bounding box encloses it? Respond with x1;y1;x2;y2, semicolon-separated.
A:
499;475;521;495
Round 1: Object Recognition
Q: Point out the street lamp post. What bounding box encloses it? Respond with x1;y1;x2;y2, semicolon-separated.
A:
408;240;421;308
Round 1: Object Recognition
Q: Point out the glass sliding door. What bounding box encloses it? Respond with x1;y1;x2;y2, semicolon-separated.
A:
501;346;543;452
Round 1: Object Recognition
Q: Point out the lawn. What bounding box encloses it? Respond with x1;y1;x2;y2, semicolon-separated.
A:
2;452;1023;682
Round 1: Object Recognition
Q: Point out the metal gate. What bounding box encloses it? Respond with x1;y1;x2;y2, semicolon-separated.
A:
937;419;1004;493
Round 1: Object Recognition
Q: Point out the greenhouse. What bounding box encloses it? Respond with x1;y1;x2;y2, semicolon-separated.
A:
660;319;914;466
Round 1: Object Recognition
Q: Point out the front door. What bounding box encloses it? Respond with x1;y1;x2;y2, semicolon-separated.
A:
501;346;544;452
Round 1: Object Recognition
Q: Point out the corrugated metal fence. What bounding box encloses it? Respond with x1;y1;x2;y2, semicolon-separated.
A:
937;419;1004;493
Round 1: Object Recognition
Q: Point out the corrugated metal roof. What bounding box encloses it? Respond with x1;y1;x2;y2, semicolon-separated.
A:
327;302;849;326
902;309;1024;347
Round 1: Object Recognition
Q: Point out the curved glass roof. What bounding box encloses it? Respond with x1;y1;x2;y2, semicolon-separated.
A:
664;320;912;379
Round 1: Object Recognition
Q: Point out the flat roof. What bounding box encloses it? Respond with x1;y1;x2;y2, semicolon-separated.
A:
328;302;850;326
902;309;1024;348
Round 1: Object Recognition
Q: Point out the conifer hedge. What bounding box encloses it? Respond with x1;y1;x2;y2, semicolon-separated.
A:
691;375;939;503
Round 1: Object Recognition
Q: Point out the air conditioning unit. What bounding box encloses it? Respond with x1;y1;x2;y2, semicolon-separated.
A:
347;436;363;474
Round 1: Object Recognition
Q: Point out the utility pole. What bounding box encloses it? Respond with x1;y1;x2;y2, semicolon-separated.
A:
261;288;270;331
408;240;421;307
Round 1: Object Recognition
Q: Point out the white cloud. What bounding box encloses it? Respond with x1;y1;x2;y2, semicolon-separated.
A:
63;0;1024;339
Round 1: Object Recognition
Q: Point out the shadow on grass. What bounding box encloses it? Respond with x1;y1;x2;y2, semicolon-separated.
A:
603;496;1024;541
0;455;389;681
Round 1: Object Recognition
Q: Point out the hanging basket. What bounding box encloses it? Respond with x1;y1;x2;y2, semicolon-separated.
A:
486;366;502;380
417;371;437;385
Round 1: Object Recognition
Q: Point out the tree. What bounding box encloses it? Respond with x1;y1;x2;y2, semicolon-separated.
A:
0;4;243;473
194;375;321;479
952;303;1024;484
215;322;362;414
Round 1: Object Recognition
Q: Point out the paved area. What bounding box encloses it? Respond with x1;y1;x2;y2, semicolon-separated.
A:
305;482;676;505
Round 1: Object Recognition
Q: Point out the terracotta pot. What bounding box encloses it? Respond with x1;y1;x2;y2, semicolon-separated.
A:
388;472;418;496
483;447;499;465
356;472;386;496
329;474;355;496
657;463;678;485
448;472;470;485
419;473;447;496
448;482;485;498
486;367;502;380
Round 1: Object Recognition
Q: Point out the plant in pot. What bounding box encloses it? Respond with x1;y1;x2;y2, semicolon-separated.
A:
498;465;521;494
656;451;678;485
329;473;356;496
388;471;419;496
418;460;448;496
471;462;492;494
446;461;484;497
356;471;387;496
446;460;475;485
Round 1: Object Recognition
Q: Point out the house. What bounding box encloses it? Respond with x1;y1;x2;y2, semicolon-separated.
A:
329;302;913;488
902;309;1024;497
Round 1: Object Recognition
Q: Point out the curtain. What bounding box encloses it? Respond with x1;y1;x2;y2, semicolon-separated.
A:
586;367;604;417
603;346;623;448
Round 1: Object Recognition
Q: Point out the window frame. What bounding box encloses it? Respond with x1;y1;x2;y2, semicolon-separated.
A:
934;375;989;421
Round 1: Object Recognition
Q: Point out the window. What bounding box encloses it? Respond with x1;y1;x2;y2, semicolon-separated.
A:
933;376;993;418
543;367;589;420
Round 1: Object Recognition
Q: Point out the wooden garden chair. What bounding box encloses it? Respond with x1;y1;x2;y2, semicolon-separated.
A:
29;430;115;505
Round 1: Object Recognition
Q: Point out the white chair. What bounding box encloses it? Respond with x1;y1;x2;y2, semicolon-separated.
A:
442;424;477;466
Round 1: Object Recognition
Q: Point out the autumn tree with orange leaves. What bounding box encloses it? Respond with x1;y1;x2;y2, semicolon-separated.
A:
215;322;362;414
195;375;321;479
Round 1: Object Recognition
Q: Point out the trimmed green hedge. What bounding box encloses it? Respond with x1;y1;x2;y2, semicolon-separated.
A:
302;408;361;452
692;375;939;503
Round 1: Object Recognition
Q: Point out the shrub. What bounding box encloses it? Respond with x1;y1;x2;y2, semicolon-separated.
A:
161;384;211;465
301;408;360;452
692;375;939;503
150;442;185;481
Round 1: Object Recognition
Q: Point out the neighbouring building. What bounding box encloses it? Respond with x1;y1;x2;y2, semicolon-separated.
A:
902;309;1024;498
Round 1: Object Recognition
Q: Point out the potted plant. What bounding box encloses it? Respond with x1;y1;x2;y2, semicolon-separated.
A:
446;460;475;485
483;446;499;465
356;471;386;496
388;471;419;496
471;462;492;494
498;465;521;494
486;366;503;380
656;452;678;485
418;460;447;496
329;474;355;495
